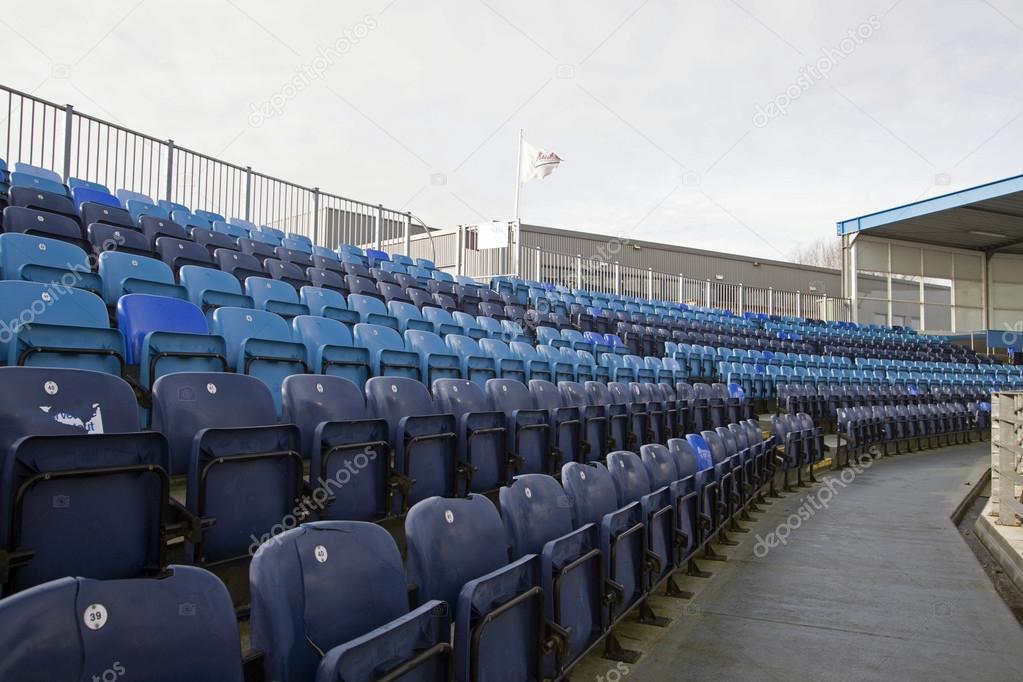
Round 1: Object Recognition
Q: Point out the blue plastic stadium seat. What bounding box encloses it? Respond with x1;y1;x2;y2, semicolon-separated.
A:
433;378;508;492
116;294;228;391
530;379;581;473
365;376;458;510
264;258;310;289
155;235;215;271
500;473;602;675
559;380;609;462
537;344;577;383
245;276;309;318
0;565;244;682
291;315;370;387
10;173;67;197
9;188;78;222
209;307;307;415
405;494;544;682
13;162;63;184
0;280;125;375
172;210;213;232
212;220;248;239
81;200;133;229
479;338;527;383
353;323;419;378
180;265;254;315
151;372;301;562
421;306;463;337
87;222;152;257
281;375;390;520
216;248;267;281
0;233;101;292
192;228;238;257
139;215;188;247
2;205;83;247
68;177;109;192
387;300;433;333
299;286;358;327
405;329;461;384
486;377;549;475
249;521;451;682
126;199;169;224
451;310;486;339
98;251;186;305
561;461;645;626
510;341;553;382
348;292;399;330
444;334;497;386
0;367;169;592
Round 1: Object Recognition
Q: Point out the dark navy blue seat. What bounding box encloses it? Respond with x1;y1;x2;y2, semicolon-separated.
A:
405;494;544;682
366;376;457;512
0;367;169;593
87;222;152;257
0;565;244;682
151;372;302;564
486;377;550;476
559;381;609;463
250;520;451;682
156;236;215;271
281;376;391;521
433;378;508;493
216;248;267;281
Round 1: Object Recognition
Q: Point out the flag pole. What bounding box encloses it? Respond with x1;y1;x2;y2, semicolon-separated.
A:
514;128;523;225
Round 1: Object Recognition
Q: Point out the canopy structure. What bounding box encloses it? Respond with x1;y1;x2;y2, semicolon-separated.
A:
838;174;1023;337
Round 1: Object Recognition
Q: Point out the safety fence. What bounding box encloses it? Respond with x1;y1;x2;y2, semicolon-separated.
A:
0;83;414;251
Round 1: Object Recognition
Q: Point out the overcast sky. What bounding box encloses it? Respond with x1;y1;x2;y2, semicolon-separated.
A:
4;0;1022;261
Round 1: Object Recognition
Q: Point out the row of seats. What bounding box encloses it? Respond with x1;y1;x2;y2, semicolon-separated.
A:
0;432;777;682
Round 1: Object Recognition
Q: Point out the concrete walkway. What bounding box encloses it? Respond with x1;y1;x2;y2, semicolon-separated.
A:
576;442;1023;681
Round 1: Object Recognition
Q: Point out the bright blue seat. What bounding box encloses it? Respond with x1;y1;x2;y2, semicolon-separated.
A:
249;521;450;682
152;372;301;562
445;334;497;386
117;293;228;391
0;280;124;375
500;474;602;675
405;494;544;682
364;248;389;266
433;378;507;492
479;338;527;383
486;377;549;475
98;251;186;305
0;367;169;592
348;292;399;330
281;375;390;520
0;566;244;682
291;315;369;387
365;376;458;510
245;276;309;318
209;307;307;415
179;265;253;315
0;233;101;292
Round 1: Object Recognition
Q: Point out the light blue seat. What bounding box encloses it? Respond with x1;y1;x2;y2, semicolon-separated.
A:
10;172;67;196
445;334;497;386
0;280;124;375
451;310;486;340
348;293;399;330
125;199;169;224
510;341;553;382
0;233;101;292
291;315;369;386
299;286;359;327
210;307;307;415
537;344;576;383
13;163;62;184
98;251;186;305
421;305;463;336
387;300;434;333
353;323;419;378
245;276;309;318
479;338;527;383
405;329;461;384
180;265;254;315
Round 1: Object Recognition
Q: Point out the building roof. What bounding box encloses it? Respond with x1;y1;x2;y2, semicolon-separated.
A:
837;173;1023;254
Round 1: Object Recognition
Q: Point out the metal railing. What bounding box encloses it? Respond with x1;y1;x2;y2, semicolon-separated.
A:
992;392;1023;526
455;236;852;321
0;82;414;251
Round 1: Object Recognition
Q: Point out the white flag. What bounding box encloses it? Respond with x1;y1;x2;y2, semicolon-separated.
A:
519;138;562;183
